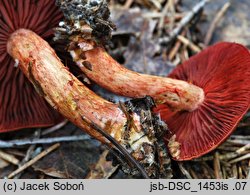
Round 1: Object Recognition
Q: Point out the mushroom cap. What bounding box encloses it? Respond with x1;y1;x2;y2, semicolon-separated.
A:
0;0;63;132
156;42;250;160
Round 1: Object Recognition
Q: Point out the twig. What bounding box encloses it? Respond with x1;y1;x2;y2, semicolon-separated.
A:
23;129;41;162
204;2;230;45
172;54;181;66
232;164;238;178
235;144;250;154
143;12;184;20
7;143;60;179
41;119;68;136
247;161;250;179
14;129;41;179
139;0;161;10
177;35;201;53
201;161;215;178
238;165;243;179
213;152;222;178
159;0;209;45
194;144;250;161
221;166;227;179
226;140;250;145
229;135;250;140
178;162;192;179
218;145;241;152
168;30;186;60
189;169;198;179
3;150;25;158
169;40;182;61
180;44;189;62
0;150;19;165
228;153;250;164
158;0;175;35
0;135;91;148
123;0;134;9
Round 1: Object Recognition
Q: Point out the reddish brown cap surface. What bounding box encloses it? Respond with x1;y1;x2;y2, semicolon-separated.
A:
156;42;250;160
0;0;63;132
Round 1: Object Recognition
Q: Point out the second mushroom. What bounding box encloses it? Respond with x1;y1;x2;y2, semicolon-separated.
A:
55;1;250;160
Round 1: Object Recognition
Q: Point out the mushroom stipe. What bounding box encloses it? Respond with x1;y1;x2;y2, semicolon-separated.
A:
7;29;172;178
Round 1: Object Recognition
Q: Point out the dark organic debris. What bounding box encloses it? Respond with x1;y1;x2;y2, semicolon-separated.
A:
33;142;100;179
121;96;172;178
89;96;172;178
55;0;116;44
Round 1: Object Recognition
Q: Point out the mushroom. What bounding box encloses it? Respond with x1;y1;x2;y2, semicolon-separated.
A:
7;29;170;178
54;0;250;160
0;0;63;132
69;42;250;160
